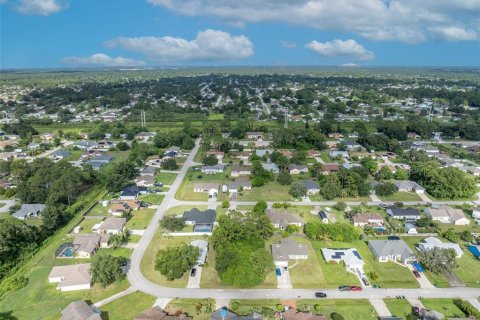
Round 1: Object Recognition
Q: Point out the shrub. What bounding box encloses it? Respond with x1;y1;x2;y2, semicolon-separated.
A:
330;312;345;320
230;302;240;311
333;202;347;211
276;304;284;312
314;304;322;312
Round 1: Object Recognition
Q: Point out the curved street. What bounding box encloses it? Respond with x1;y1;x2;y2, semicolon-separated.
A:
126;139;480;301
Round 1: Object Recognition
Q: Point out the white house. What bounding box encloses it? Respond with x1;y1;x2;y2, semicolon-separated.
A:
193;183;219;196
271;237;308;267
48;263;91;292
321;248;365;272
97;218;126;235
368;239;415;265
201;165;225;174
418;237;464;258
424;206;470;225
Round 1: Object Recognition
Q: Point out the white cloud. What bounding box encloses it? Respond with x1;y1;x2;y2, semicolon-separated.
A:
14;0;64;15
306;39;374;61
429;26;478;41
147;0;480;43
104;29;253;62
341;62;358;67
61;53;145;67
281;41;297;49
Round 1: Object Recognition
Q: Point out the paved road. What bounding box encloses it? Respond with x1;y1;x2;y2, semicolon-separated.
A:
0;199;16;213
126;139;480;301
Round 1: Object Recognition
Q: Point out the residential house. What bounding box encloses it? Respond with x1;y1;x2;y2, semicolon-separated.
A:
393;180;425;194
266;209;304;229
86;161;106;171
288;164;308;174
13;203;46;220
72;234;108;259
183;208;216;232
341;141;362;150
135;132;156;140
230;165;252;177
321;248;365;271
279;149;293;158
246;132;264;140
191;240;208;266
97;217;126;235
233;151;251;162
271;237;309;267
201;164;225;174
135;175;155;187
73;141;96;150
227;179;252;193
386;206;421;220
325;141;339;149
48;263;92;292
320;163;339;175
140;166;156;176
352;213;385;227
119;185;148;200
418;237;464;258
50;150;71;160
283;308;327;320
108;200;140;216
262;162;279;173
368;239;415;264
135;306;191;320
302;180;320;195
206;150;225;163
307;150;321;158
405;223;418;234
193;183;219;197
60;301;101;320
328;133;343;139
424;206;470;225
255;149;272;157
329;150;349;159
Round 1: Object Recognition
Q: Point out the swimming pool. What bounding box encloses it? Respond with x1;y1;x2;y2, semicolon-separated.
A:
58;245;75;258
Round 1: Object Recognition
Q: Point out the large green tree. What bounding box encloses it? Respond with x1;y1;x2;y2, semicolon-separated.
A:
155;244;199;281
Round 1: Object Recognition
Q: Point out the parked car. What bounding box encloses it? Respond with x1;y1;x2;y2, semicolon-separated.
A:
141;202;151;208
412;270;421;278
275;268;282;276
315;292;327;298
283;267;288;272
154;182;163;187
338;285;352;291
351;286;363;291
379;203;388;209
190;268;196;277
362;278;370;286
412;306;420;316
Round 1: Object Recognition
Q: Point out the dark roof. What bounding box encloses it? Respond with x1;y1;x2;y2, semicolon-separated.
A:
319;211;328;220
387;206;420;217
183;208;216;225
120;185;148;197
302;180;319;190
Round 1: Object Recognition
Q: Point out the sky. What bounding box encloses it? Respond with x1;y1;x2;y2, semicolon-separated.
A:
1;0;480;69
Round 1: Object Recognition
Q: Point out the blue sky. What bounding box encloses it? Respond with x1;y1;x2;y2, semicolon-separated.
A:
1;0;479;68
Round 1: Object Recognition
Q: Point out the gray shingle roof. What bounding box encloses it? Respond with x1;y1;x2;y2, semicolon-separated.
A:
183;208;216;225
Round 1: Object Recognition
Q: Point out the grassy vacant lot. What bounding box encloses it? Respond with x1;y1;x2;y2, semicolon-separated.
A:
140;232;208;288
100;291;156;320
176;167;228;201
138;194;164;205
78;217;104;232
421;299;466;318
312;239;419;288
165;205;208;217
126;208;155;230
298;299;378;320
165;298;215;320
237;182;292;201
155;171;177;185
199;249;278;289
380;192;422;202
63;149;83;161
105;150;131;163
86;203;109;216
309;194;371;202
384;299;417;319
230;299;282;315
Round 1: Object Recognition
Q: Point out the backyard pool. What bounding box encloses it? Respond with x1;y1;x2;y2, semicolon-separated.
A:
57;244;75;258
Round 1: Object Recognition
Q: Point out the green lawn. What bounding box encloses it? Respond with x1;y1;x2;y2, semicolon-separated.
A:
229;299;282;316
100;291;156;320
126;208;156;230
105;150;131;163
384;299;417;319
63;149;83;161
155;171;177;185
380;192;422;202
138;194;164;205
78;217;104;233
86;203;109;216
140;232;208;288
165;205;208;217
165;298;215;320
298;300;378;320
176;167;228;201
97;247;133;259
421;299;466;318
309;194;371;202
237;182;292;201
312;239;419;288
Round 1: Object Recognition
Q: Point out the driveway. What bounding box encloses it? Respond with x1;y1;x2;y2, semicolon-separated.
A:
277;268;292;289
0;199;16;213
370;299;392;317
406;264;434;288
444;271;465;287
187;267;202;289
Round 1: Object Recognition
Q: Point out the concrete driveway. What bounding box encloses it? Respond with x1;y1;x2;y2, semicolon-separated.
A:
277;268;292;289
0;199;16;213
406;264;434;288
187;267;202;289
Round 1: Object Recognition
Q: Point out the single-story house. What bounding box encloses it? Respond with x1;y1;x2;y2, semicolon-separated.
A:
108;200;140;216
405;222;418;234
321;248;365;271
307;150;321;158
368;239;415;264
341;141;362;150
201;165;225;174
135;306;191;320
418;237;464;258
283;308;328;320
255;149;272;157
73;141;96;150
424;206;470;225
166;146;181;155
230;165;252;177
227;179;252;193
266;209;304;229
246;132;264;139
232;151;251;162
89;155;114;163
206;150;225;163
271;237;309;267
13;203;46;220
85;161;106;171
191;239;208;266
302;180;320;195
320;163;339;175
51;150;71;160
48;263;92;292
72;234;108;259
288;164;308;174
140;166;156;176
386;206;421;220
262;162;279;173
329;150;349;159
119;185;148;200
393;180;425;194
183;208;216;232
352;213;385;227
135;175;155;187
328;133;343;139
135;132;156;140
97;217;126;235
193;183;219;196
279;149;293;158
61;301;101;320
